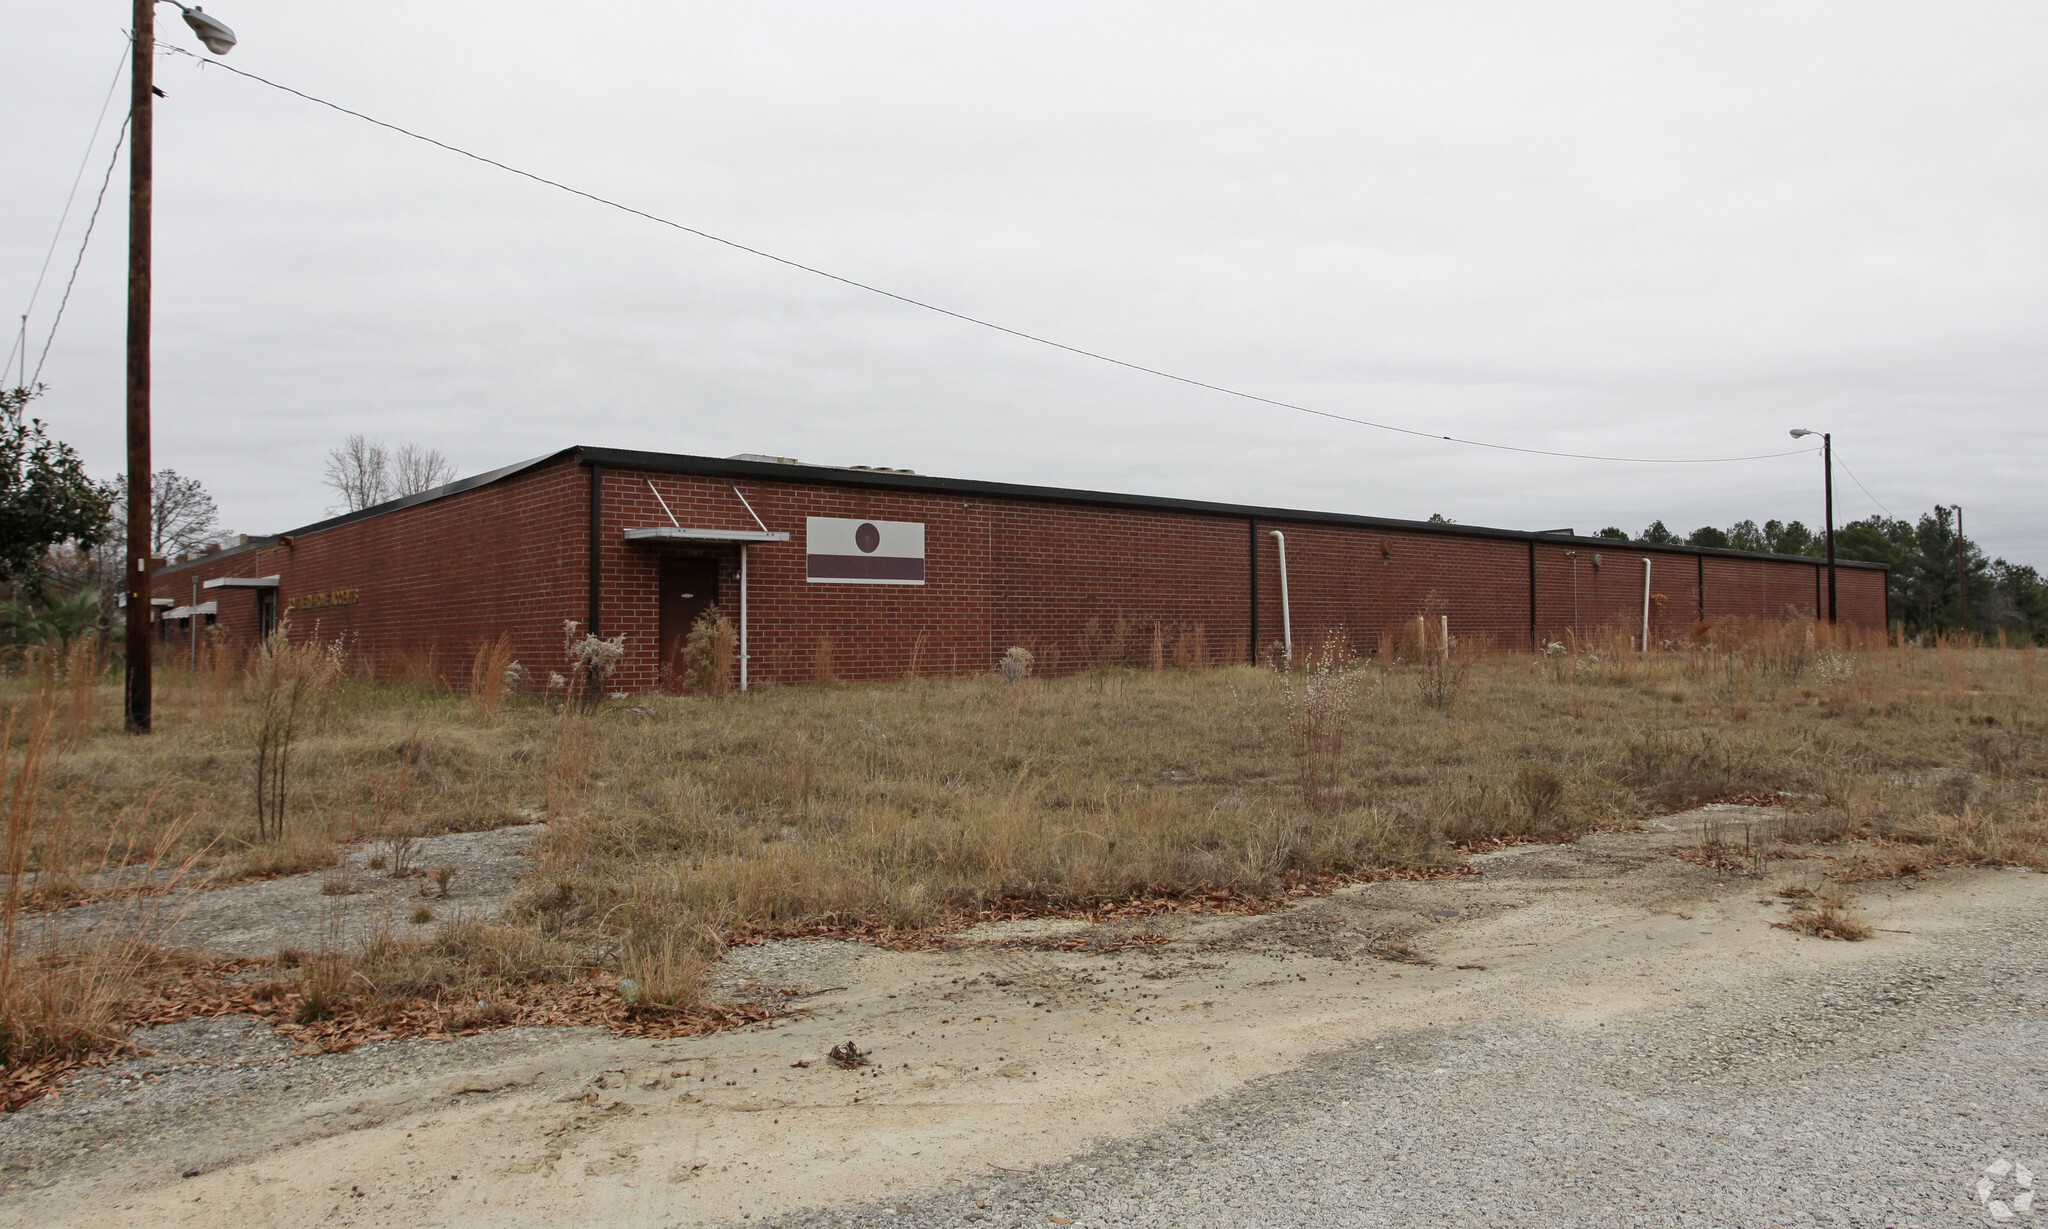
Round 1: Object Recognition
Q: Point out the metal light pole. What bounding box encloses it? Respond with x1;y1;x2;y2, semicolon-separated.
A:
1789;429;1836;624
124;2;236;734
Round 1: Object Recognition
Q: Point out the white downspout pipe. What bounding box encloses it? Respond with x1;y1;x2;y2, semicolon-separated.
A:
1641;557;1653;653
1269;529;1292;663
727;483;766;693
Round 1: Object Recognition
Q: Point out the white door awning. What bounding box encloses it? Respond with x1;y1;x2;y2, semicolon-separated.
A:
202;575;280;590
623;528;789;544
163;601;219;620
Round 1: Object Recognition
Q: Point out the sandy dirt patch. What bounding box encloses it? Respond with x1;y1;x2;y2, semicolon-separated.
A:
2;807;2040;1227
44;825;545;956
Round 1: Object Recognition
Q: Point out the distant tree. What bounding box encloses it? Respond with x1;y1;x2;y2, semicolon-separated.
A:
1761;519;1820;557
1595;527;1630;540
391;443;455;496
150;469;219;555
1639;520;1678;544
109;469;219;556
1983;561;2048;644
39;536;121;629
0;386;116;585
1426;512;1455;524
0;586;103;651
1837;506;1996;638
324;433;389;512
325;435;456;510
1628;504;2035;640
1725;520;1767;553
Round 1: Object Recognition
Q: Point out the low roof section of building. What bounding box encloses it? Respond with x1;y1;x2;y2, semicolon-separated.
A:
155;444;1888;578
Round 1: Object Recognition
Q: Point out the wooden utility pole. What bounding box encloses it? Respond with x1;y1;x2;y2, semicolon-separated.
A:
125;0;155;733
1956;505;1968;634
1821;432;1836;624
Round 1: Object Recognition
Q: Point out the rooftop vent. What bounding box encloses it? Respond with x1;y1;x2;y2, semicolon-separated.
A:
727;453;918;475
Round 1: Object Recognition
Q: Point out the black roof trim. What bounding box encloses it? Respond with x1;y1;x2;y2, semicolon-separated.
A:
160;444;1885;575
573;446;1887;571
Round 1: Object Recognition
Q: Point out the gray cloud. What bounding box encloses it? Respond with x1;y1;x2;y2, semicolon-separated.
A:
5;2;2043;557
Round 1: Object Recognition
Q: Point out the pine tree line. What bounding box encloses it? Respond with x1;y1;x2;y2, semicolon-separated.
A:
1591;508;2044;643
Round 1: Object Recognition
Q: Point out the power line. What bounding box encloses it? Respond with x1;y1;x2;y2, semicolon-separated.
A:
29;118;130;389
1828;446;1895;520
6;44;128;387
186;51;1817;467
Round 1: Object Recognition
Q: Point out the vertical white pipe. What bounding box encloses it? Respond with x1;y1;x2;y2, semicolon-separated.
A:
1641;557;1653;653
1567;550;1580;641
1269;529;1292;662
738;545;750;691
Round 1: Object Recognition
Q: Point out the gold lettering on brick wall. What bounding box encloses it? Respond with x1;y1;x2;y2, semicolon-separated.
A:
286;588;360;611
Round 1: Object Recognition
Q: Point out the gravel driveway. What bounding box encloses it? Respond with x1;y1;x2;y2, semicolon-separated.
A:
4;816;2040;1229
767;881;2046;1229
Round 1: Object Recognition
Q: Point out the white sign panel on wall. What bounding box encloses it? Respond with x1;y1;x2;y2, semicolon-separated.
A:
806;517;926;585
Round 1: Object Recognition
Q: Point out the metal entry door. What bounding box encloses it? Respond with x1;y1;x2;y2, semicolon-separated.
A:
658;556;721;687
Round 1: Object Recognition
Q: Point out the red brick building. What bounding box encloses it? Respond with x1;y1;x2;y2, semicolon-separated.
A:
152;446;1889;690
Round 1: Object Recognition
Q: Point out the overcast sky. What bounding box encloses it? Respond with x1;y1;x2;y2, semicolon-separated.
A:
5;2;2044;561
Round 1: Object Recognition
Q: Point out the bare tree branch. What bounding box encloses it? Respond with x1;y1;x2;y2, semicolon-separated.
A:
323;434;389;512
391;443;455;496
148;469;219;555
103;470;220;558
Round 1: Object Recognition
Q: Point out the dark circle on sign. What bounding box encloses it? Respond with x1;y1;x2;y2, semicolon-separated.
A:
855;523;881;553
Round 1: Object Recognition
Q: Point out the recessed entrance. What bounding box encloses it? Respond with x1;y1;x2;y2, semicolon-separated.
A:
658;556;721;688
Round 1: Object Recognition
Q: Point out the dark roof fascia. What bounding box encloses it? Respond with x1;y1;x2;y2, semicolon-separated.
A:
158;443;1886;577
157;450;578;577
573;446;1888;573
156;536;276;576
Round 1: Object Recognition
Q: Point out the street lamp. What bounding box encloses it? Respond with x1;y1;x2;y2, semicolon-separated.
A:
178;6;238;55
1789;429;1835;624
126;1;237;734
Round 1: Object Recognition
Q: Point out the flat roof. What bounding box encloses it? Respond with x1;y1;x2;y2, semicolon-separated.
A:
159;444;1885;576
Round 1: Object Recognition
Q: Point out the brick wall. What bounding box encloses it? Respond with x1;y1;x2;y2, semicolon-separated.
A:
1530;544;1708;649
597;470;998;691
155;458;589;683
991;503;1250;671
155;453;1891;691
1261;523;1538;657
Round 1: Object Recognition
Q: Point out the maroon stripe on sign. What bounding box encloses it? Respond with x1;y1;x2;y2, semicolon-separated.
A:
807;554;926;581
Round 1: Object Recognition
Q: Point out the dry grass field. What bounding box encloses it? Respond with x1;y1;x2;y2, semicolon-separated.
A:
2;620;2044;1096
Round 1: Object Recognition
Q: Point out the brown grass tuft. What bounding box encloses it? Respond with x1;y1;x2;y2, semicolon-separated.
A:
1281;632;1367;812
467;632;519;725
248;623;348;843
619;923;713;1013
683;608;738;696
1773;885;1873;941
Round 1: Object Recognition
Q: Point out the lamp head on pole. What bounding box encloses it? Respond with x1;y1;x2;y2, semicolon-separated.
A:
1789;428;1815;439
174;4;237;55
